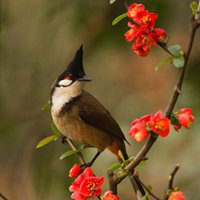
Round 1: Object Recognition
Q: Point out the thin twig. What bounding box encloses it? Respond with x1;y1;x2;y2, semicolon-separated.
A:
158;43;175;57
164;164;180;200
122;0;128;9
0;193;8;200
168;164;180;190
136;176;161;200
66;138;85;165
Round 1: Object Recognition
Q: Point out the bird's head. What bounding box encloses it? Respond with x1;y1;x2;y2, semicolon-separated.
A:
55;45;91;88
51;45;91;107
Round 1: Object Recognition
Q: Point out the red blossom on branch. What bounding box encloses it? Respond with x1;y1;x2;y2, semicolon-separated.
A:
172;108;195;131
102;191;120;200
128;114;151;142
69;167;104;200
124;3;167;57
69;164;81;178
168;191;186;200
150;110;170;137
129;111;170;142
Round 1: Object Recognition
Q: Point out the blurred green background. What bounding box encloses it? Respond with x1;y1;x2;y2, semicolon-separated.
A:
1;0;200;199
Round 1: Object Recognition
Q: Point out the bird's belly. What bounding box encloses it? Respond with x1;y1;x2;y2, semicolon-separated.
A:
52;113;112;151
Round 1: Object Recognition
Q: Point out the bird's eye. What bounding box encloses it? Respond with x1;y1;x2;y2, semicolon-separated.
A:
65;76;71;80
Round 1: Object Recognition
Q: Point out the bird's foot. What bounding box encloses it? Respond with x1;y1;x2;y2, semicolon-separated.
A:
61;135;68;144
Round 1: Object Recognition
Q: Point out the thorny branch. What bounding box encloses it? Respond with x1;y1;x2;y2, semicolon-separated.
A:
164;164;180;200
108;0;200;198
0;193;8;200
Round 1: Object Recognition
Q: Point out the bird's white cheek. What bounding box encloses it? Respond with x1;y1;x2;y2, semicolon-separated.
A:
58;79;72;86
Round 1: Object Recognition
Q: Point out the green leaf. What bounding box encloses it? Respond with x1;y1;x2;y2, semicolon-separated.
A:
146;185;152;193
155;57;173;71
172;54;185;68
112;13;127;26
168;45;181;57
141;195;148;200
107;163;122;171
42;101;51;110
109;0;118;4
190;1;198;15
59;149;82;160
36;135;59;148
138;160;146;167
117;170;127;179
51;123;62;137
161;35;170;45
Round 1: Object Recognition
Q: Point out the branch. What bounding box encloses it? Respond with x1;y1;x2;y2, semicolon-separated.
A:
135;176;161;200
122;0;128;9
63;137;85;165
108;1;200;195
168;164;180;190
164;164;180;200
0;193;8;200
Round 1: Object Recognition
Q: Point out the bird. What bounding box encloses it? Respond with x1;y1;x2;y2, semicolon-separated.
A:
50;45;129;168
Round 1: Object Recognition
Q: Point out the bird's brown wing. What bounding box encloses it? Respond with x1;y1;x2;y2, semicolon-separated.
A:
78;91;128;143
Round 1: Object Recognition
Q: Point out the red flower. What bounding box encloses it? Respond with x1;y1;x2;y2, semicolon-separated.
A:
124;3;167;57
134;10;158;29
127;3;145;19
69;164;81;178
128;114;152;142
168;191;186;200
152;28;167;43
102;191;120;200
124;23;140;42
69;167;104;200
132;28;156;57
177;108;194;129
150;110;170;137
127;3;157;29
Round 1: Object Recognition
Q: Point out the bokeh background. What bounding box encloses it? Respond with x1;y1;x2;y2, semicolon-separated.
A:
1;0;200;199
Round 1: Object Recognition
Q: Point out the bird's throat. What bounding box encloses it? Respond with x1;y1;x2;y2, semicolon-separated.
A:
51;81;83;115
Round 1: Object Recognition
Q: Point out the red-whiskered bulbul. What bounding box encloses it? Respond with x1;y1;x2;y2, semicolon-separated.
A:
50;45;129;167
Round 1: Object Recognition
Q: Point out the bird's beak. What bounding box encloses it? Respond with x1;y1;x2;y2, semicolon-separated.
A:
78;76;92;82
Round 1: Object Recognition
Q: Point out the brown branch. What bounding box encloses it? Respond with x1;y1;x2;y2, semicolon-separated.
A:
62;136;85;165
108;1;200;195
168;164;180;190
0;193;8;200
135;176;161;200
158;43;175;57
164;164;180;200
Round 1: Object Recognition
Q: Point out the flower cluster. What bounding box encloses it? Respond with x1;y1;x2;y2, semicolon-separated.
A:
129;110;170;142
69;166;104;200
69;164;120;200
128;108;194;142
124;3;167;57
171;108;195;131
169;191;186;200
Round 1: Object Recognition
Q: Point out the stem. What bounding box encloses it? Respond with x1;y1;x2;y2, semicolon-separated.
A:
164;164;180;200
66;138;85;165
136;177;161;200
158;43;175;57
0;193;8;200
168;164;180;190
164;19;199;118
122;0;128;9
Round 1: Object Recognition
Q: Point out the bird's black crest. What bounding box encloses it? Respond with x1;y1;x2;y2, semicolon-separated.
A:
57;45;85;82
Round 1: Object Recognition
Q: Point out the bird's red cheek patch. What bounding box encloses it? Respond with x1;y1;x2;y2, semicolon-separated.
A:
65;76;71;80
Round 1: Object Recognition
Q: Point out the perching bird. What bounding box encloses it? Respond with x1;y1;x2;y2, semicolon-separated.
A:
50;45;129;167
